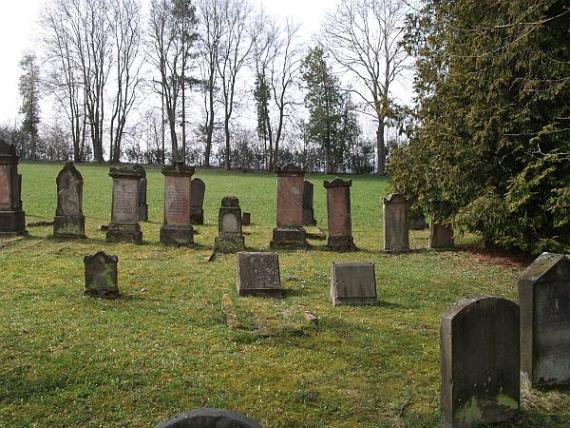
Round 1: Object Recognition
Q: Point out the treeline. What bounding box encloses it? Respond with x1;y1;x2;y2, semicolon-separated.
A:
7;0;412;174
390;0;569;253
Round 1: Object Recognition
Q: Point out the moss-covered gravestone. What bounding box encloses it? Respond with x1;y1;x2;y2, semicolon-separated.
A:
237;252;283;297
519;252;570;387
214;196;245;253
0;140;26;236
106;165;143;244
84;251;119;299
430;222;454;249
441;296;519;427
53;161;85;238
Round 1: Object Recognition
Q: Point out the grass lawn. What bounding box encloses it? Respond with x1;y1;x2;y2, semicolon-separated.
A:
0;162;568;427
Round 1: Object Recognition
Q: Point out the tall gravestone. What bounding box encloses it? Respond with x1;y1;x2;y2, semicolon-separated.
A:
84;251;119;299
270;165;308;249
53;161;85;238
302;180;317;226
430;222;454;249
382;193;409;252
0;140;26;236
191;178;205;225
519;253;570;387
135;165;148;222
214;196;245;253
160;162;194;246
237;252;283;297
324;178;356;251
106;165;143;244
441;296;520;428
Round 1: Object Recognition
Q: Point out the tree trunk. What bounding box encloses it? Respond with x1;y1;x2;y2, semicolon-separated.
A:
204;85;215;167
224;119;231;170
377;119;385;176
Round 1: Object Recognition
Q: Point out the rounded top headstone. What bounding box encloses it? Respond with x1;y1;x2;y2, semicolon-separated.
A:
324;177;352;188
221;196;240;207
382;193;409;204
154;408;262;428
276;164;305;177
57;161;83;182
162;161;195;177
84;251;118;265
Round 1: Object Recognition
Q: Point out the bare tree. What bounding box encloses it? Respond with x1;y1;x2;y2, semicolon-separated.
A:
323;0;410;175
216;0;255;170
108;0;143;163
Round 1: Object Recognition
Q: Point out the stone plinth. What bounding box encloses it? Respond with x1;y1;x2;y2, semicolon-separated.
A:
302;180;317;226
237;252;283;297
271;165;308;249
330;262;376;306
519;253;570;387
160;162;194;246
0;140;26;236
324;178;356;251
382;193;409;252
430;222;454;249
134;165;148;222
155;408;262;428
106;165;143;244
84;251;119;299
441;296;520;428
214;196;245;253
53;161;85;238
191;178;205;225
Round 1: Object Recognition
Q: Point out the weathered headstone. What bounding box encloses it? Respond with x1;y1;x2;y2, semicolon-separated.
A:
270;164;308;249
519;252;570;387
302;180;317;226
155;408;261;428
382;193;409;252
409;211;428;230
242;212;251;226
324;178;356;251
190;178;205;225
430;222;454;249
106;165;143;244
441;296;520;428
214;196;245;253
84;251;119;299
330;261;376;306
53;161;85;238
0;140;26;236
160;162;194;246
237;252;283;297
134;165;148;222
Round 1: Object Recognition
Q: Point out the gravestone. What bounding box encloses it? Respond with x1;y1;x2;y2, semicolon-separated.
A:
302;180;317;226
409;211;428;230
190;178;205;225
237;252;283;297
441;296;520;428
84;251;119;299
106;165;143;244
155;408;261;428
160;162;194;246
519;252;570;387
0;140;26;235
430;222;454;249
214;196;245;253
382;193;410;252
330;261;376;306
242;212;251;226
53;161;85;238
324;178;356;251
134;165;148;222
270;165;308;249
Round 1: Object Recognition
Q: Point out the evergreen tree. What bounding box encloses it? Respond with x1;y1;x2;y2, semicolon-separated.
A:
18;53;41;160
254;72;271;168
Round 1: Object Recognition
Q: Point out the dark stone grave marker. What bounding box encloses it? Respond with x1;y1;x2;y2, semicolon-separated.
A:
430;222;454;249
190;178;205;225
237;252;283;297
53;161;85;238
214;196;245;253
382;193;409;252
302;180;317;226
330;261;376;306
134;165;148;222
0;140;26;235
84;251;119;299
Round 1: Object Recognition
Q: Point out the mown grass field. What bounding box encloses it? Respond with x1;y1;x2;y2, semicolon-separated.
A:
0;162;568;427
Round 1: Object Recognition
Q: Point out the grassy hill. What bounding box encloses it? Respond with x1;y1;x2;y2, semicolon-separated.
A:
0;163;567;427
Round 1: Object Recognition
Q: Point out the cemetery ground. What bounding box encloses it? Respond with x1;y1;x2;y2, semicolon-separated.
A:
1;163;569;427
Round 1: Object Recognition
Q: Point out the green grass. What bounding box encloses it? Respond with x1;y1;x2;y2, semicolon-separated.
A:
0;162;568;427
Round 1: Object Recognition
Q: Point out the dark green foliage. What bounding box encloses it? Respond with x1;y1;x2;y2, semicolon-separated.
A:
18;53;41;161
391;0;570;253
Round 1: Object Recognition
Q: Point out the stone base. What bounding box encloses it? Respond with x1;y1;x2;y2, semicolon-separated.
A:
238;287;285;298
0;210;26;234
84;289;120;299
138;205;148;222
106;223;143;244
327;235;356;251
270;227;308;249
160;224;194;246
303;208;317;226
215;234;245;253
191;208;204;225
383;247;411;253
54;215;85;238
